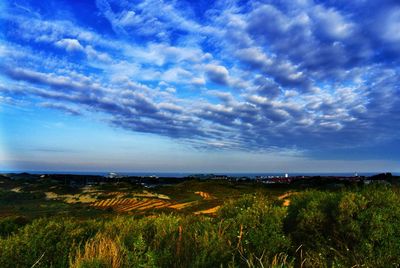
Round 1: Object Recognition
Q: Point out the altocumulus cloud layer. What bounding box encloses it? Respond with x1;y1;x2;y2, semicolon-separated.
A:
1;0;400;160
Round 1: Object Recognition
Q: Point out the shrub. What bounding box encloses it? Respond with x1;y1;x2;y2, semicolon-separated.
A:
99;216;157;267
98;214;229;268
0;218;101;267
219;194;291;266
285;186;400;267
0;190;45;205
1;185;399;268
0;216;29;237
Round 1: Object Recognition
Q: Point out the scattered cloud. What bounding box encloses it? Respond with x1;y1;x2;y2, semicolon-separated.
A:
1;0;400;160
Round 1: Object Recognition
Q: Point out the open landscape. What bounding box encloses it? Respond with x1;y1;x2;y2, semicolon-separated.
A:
1;173;400;267
2;0;400;267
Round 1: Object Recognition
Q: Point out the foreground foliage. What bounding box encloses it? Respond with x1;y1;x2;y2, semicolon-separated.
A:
0;185;399;267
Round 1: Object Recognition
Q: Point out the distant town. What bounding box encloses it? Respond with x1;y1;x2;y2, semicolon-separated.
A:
1;172;398;189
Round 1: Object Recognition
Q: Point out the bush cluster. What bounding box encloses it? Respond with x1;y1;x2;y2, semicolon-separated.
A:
0;185;399;267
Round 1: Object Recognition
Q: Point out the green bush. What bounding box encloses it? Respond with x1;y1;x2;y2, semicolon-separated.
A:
1;185;399;267
98;214;230;267
169;216;232;267
285;185;400;267
219;194;291;266
0;190;45;205
0;218;101;268
100;216;157;267
0;216;29;237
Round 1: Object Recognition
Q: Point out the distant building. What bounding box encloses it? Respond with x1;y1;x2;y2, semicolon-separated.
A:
107;172;119;179
285;173;289;178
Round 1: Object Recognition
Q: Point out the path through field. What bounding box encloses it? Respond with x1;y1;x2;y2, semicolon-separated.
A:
278;192;297;207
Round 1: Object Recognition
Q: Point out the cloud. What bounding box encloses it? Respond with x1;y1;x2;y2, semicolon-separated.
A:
2;67;102;92
55;38;84;52
253;77;281;99
1;0;400;161
84;45;112;62
95;0;208;41
311;5;354;40
383;10;400;42
39;102;82;116
235;47;273;70
205;64;230;85
191;77;206;86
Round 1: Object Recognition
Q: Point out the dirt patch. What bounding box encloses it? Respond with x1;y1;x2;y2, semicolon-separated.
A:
11;187;22;193
194;206;221;215
195;191;214;200
278;192;297;207
168;201;197;210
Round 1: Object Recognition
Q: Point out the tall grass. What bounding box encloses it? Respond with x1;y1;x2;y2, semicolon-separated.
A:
70;235;123;268
0;185;399;267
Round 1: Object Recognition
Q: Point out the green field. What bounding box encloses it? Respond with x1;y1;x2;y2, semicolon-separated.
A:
1;175;400;267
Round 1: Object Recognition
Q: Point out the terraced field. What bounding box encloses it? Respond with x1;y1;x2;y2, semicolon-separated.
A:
89;190;223;214
107;191;170;199
90;198;196;212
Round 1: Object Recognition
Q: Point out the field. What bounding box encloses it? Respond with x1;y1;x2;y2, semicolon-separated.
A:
1;174;400;267
0;176;289;219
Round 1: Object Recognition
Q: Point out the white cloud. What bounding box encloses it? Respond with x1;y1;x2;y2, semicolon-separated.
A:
312;5;354;40
55;38;84;52
191;77;206;86
162;67;193;83
84;45;112;62
381;8;400;43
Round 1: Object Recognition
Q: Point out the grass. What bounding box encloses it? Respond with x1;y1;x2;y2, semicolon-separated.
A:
0;177;302;221
70;234;123;268
1;178;400;267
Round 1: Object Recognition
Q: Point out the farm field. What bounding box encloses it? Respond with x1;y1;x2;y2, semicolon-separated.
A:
0;175;288;220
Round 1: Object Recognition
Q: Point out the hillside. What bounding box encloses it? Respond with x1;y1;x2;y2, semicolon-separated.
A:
0;175;400;267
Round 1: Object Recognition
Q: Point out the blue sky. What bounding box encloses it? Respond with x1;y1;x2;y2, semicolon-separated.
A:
0;0;399;173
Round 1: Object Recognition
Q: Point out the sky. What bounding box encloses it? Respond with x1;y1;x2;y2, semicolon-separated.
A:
0;0;399;173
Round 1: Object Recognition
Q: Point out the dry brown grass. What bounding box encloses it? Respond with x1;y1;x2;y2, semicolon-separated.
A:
108;191;170;199
70;235;123;268
195;191;214;200
45;189;170;206
45;192;98;204
194;205;221;215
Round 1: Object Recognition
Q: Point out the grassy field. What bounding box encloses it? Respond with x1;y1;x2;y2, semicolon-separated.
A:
0;176;289;219
1;175;400;267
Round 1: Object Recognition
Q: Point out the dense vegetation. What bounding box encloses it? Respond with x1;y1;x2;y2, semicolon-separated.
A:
0;184;399;267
